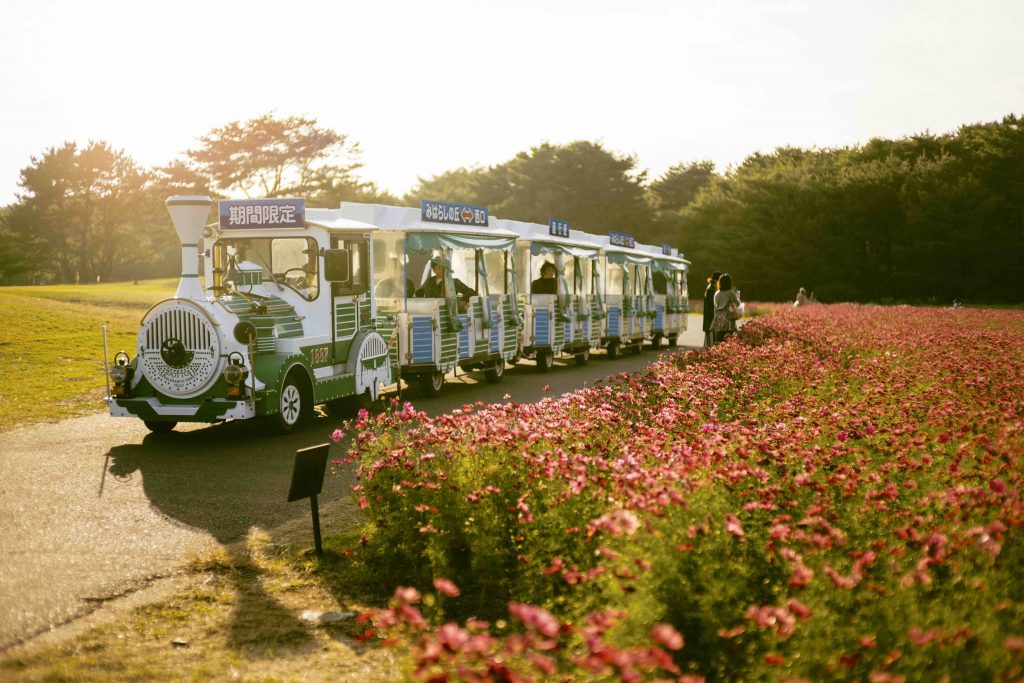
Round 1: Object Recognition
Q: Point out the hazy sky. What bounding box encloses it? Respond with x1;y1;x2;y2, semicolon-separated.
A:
2;0;1022;204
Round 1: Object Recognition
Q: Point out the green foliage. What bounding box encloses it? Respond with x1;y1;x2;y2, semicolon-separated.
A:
649;160;716;214
186;112;391;205
680;115;1024;303
5;141;156;284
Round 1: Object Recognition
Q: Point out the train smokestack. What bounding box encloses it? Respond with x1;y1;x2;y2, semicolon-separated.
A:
165;195;212;300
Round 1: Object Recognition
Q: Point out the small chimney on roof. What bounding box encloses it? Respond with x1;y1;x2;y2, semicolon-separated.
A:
165;196;212;300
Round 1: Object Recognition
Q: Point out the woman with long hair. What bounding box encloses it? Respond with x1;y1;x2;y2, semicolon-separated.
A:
711;273;741;344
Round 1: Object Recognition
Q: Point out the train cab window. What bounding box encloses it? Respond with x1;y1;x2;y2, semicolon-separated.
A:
215;236;319;300
331;237;369;295
272;237;319;300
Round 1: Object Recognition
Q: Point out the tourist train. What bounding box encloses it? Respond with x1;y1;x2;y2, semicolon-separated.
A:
105;196;689;433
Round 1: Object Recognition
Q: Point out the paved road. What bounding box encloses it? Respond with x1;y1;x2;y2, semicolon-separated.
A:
0;317;706;649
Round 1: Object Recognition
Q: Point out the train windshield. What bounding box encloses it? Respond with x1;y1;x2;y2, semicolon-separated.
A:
214;236;319;300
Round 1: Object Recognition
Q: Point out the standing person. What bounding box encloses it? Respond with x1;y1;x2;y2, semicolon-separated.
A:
703;271;721;347
711;273;741;344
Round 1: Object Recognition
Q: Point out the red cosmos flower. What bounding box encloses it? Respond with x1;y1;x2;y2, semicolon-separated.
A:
789;564;814;588
433;578;461;598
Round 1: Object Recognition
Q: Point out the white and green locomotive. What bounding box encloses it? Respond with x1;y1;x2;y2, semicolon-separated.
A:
107;195;393;434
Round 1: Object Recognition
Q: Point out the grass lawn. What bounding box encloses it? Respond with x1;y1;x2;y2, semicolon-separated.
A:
0;279;176;432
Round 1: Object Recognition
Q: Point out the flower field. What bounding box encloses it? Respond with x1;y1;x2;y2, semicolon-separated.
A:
330;305;1023;681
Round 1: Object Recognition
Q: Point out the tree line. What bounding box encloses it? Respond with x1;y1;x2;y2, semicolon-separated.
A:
1;113;1021;303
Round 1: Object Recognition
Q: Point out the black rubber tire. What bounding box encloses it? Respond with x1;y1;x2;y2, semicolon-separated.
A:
607;342;620;360
574;348;590;366
144;420;177;434
419;370;445;397
668;335;678;347
484;360;505;383
536;350;554;373
651;334;663;349
269;373;311;434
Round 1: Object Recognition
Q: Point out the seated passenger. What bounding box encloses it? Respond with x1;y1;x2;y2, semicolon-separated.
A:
531;262;557;295
416;259;477;299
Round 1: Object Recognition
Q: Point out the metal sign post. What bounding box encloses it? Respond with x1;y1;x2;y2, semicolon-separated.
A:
287;443;331;555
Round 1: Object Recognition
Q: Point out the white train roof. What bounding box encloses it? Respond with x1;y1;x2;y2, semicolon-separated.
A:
337;202;517;239
304;208;378;231
492;218;601;254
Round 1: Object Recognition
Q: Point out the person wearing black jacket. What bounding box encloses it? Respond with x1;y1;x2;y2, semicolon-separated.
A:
416;259;476;300
703;271;721;347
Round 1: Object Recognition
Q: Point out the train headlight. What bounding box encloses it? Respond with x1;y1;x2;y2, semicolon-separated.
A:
222;363;247;386
110;364;128;384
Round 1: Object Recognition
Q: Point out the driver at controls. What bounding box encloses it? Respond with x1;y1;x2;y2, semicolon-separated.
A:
291;248;319;298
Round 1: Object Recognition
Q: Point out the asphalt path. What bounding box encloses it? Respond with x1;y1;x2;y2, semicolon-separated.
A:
0;316;707;649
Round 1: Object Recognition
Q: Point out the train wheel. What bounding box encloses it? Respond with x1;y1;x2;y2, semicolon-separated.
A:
269;372;311;434
420;370;445;397
144;420;176;434
536;350;554;373
607;342;620;360
575;348;590;366
484;360;505;383
668;334;678;347
651;334;663;349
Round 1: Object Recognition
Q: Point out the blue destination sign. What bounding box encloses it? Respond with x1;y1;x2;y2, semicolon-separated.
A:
609;230;635;248
662;243;673;255
219;198;305;230
549;219;570;238
421;200;489;227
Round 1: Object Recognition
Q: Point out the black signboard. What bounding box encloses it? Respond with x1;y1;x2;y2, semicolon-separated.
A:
288;443;331;555
610;230;636;248
549;219;570;238
288;443;330;502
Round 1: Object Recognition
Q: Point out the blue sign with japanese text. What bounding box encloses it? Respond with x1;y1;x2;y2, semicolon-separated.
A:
421;200;489;227
609;230;635;248
549;219;570;238
219;198;305;230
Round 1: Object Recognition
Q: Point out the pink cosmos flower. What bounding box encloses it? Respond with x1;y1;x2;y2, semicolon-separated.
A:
725;513;745;540
394;586;421;604
651;623;684;650
436;622;469;651
508;602;561;638
433;577;461;598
